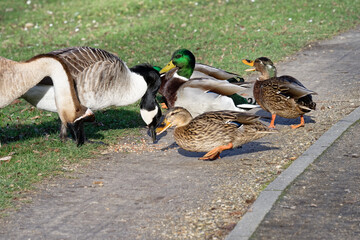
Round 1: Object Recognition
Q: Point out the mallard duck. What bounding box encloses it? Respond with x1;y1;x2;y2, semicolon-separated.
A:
156;107;273;160
242;57;317;129
22;47;162;143
0;54;94;146
160;49;244;82
158;49;256;117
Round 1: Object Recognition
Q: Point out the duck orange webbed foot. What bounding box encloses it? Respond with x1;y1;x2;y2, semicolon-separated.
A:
291;124;304;129
198;143;233;161
160;102;168;109
290;116;305;129
199;150;221;161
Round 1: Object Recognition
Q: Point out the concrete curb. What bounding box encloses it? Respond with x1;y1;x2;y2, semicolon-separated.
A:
225;106;360;240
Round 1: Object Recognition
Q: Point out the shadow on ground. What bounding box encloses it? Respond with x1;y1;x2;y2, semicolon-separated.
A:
0;109;145;144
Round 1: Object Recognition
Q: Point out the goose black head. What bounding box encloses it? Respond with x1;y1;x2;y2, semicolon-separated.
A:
130;63;162;143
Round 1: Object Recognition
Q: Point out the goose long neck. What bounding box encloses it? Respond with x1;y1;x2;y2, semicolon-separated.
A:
0;55;86;123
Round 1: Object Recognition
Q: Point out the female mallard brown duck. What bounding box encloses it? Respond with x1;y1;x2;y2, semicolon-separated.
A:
242;57;316;129
156;107;273;160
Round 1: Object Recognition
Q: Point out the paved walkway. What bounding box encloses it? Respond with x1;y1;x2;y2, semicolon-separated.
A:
252;117;360;239
226;107;360;240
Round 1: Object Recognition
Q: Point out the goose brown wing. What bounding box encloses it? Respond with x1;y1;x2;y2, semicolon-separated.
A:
48;46;125;80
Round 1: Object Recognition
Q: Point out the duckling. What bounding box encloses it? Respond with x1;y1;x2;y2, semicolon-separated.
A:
22;47;162;143
0;54;94;146
158;49;256;117
242;57;316;129
156;107;273;160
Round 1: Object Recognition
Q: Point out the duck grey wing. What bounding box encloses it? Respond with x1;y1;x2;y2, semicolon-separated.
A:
277;75;317;99
184;78;248;96
194;63;241;80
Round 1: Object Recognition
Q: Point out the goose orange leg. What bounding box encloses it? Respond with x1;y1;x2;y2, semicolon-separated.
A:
268;114;277;128
291;115;305;129
199;143;233;161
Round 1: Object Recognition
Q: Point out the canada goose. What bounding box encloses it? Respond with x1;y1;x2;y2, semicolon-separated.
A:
0;54;94;145
242;57;316;129
22;47;162;143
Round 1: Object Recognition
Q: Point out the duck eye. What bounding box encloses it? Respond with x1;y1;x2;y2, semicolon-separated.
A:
175;54;181;59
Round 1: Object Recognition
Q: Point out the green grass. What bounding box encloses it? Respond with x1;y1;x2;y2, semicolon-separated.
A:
1;0;359;211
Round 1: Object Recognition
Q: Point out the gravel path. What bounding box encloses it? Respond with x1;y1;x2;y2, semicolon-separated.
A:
1;27;360;240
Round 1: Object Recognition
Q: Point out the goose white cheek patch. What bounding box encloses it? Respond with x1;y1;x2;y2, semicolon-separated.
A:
140;105;159;125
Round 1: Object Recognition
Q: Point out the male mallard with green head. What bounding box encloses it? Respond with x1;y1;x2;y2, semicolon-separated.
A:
242;57;316;129
161;49;244;82
156;107;274;161
158;49;256;116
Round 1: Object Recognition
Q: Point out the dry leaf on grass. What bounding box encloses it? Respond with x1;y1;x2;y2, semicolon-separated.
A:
0;156;12;163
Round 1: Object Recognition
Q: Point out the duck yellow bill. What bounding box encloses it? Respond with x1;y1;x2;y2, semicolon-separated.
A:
242;59;256;72
160;60;176;74
155;118;172;135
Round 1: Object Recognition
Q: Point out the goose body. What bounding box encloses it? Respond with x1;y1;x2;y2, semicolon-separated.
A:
22;84;57;112
242;57;316;129
156;107;273;160
22;47;162;142
0;54;93;145
159;49;256;116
